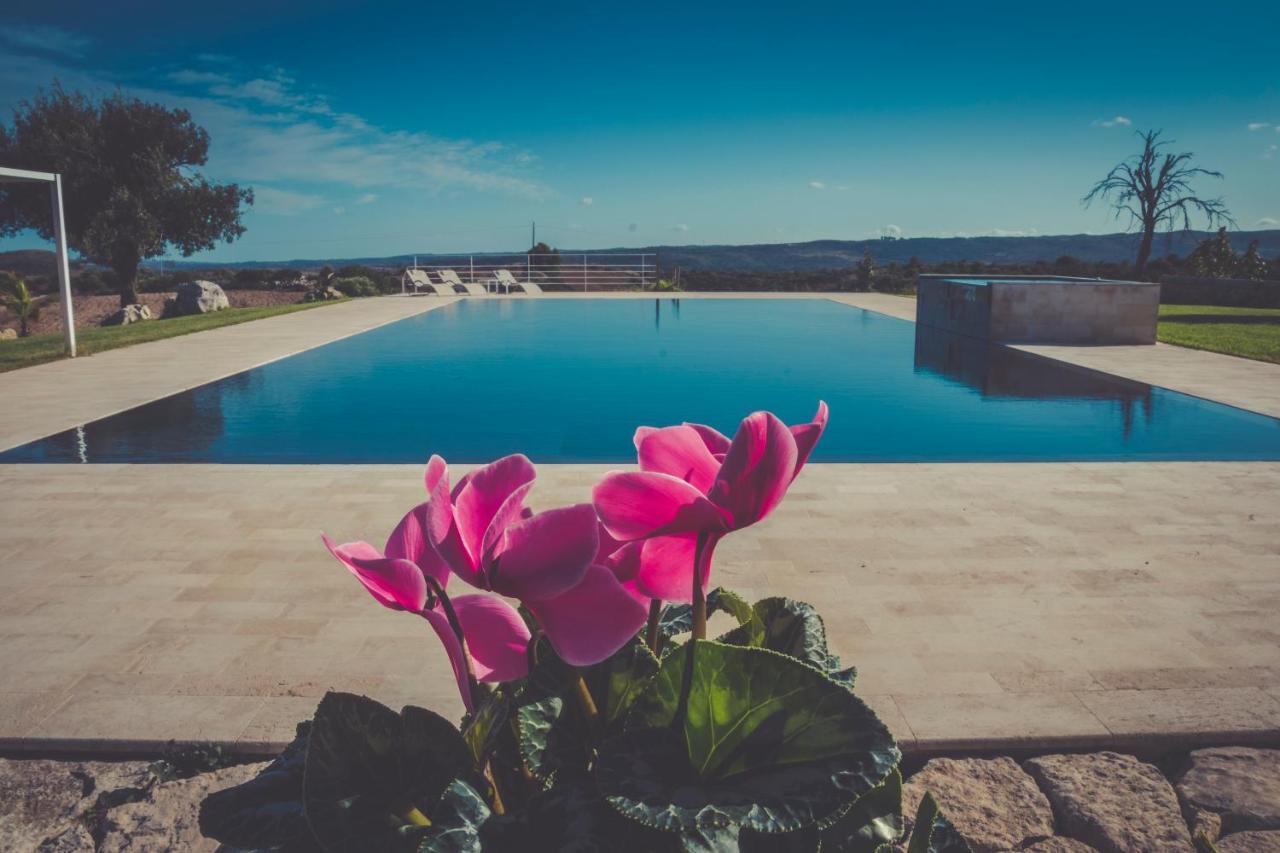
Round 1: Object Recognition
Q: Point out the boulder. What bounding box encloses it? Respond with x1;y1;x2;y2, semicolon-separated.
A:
0;328;16;340
1024;752;1193;853
1217;831;1280;852
1177;747;1280;834
98;761;266;853
170;280;229;316
0;758;151;850
1026;839;1100;852
102;303;153;326
902;757;1055;852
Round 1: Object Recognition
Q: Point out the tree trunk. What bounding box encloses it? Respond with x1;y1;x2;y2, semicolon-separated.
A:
114;256;141;307
1134;223;1155;278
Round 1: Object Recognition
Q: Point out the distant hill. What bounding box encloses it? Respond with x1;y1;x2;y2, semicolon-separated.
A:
4;229;1278;274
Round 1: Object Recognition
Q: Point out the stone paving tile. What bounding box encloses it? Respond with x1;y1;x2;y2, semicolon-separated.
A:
1075;688;1280;739
28;694;267;744
893;692;1111;750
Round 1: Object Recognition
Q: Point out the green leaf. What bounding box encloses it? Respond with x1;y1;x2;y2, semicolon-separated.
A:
513;642;592;787
198;723;313;850
598;641;899;844
905;793;971;853
819;768;904;851
304;692;481;853
416;780;490;853
718;597;855;689
584;637;661;730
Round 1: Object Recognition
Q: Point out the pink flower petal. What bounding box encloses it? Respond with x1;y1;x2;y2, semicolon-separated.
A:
479;481;535;566
603;540;649;606
790;400;829;481
637;425;722;494
453;455;536;564
635;533;715;603
424;454;449;495
633;426;659;451
384;502;449;589
595;522;625;564
684;422;732;456
451;594;531;682
322;534;428;612
422;608;475;712
592;471;726;542
709;411;799;529
490;504;597;601
426;464;482;587
528;565;648;666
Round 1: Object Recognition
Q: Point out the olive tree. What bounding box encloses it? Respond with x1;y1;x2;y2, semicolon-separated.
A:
0;85;252;306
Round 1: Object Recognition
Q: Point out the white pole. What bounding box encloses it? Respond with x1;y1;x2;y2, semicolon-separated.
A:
526;253;531;283
50;174;76;357
583;254;588;293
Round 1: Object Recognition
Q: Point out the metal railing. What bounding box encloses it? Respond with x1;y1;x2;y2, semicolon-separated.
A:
401;253;657;293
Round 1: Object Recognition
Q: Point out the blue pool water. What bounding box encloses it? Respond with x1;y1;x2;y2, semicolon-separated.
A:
3;298;1278;463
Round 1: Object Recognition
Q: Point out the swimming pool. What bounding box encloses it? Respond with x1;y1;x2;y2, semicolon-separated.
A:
3;298;1278;463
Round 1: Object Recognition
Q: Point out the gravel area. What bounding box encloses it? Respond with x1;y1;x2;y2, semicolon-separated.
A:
0;290;306;335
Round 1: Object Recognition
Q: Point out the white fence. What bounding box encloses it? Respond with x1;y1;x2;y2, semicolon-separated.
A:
401;253;657;293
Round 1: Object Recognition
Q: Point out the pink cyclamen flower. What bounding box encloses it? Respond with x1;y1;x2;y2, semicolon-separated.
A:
425;454;646;666
593;402;828;602
322;502;530;712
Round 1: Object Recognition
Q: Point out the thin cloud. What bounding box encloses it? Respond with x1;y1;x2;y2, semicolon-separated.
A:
1265;145;1278;161
252;186;325;215
1248;122;1271;131
579;196;593;206
332;206;346;215
356;193;378;205
627;223;638;232
1092;116;1132;128
0;25;90;57
0;48;548;201
672;224;690;232
1255;217;1279;228
808;181;826;190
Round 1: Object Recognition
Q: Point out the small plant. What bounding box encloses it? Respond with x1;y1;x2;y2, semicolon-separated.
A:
650;277;682;293
200;404;969;852
1;273;43;337
332;275;379;297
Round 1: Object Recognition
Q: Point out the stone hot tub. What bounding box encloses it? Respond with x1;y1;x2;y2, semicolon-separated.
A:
915;275;1161;345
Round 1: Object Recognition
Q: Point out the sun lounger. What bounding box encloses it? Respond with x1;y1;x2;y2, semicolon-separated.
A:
494;269;542;294
439;269;489;296
404;269;456;295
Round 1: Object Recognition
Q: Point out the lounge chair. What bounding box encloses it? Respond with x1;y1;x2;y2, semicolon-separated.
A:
404;268;456;296
494;269;542;294
439;269;489;296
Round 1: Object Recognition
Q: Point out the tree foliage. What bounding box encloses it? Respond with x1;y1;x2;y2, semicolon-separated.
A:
1083;129;1232;275
0;85;252;305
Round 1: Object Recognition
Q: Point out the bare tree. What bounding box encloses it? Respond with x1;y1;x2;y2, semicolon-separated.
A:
1084;130;1233;276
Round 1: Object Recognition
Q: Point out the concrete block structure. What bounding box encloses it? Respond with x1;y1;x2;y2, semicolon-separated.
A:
916;275;1161;345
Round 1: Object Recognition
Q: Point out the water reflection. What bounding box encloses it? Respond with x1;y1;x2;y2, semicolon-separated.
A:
654;298;681;330
914;329;1154;437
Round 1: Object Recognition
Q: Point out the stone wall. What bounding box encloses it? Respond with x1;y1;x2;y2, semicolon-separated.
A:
1160;275;1280;308
915;277;992;339
988;281;1160;345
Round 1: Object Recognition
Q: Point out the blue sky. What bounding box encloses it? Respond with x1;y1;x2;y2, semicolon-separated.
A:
1;0;1277;262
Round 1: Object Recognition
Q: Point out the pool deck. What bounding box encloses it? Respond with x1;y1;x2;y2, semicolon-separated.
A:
1;292;1278;757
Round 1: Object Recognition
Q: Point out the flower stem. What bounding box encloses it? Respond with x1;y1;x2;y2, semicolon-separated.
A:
645;598;663;654
673;532;710;731
571;670;600;733
423;575;479;710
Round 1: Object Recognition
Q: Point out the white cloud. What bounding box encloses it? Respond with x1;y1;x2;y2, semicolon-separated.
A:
332;206;346;215
988;227;1040;237
0;47;547;202
168;69;233;86
250;186;325;215
1092;116;1132;128
1248;122;1271;131
879;224;903;238
0;25;90;57
1265;144;1278;160
579;196;593;206
1255;217;1280;227
356;193;378;205
672;224;690;232
807;181;826;190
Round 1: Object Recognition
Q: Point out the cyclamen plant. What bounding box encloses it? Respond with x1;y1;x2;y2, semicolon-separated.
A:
200;404;970;853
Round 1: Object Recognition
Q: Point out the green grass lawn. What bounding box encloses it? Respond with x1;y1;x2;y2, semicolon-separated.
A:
0;299;345;373
1158;304;1280;364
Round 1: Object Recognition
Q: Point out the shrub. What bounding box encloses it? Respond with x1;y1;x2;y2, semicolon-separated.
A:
330;275;379;297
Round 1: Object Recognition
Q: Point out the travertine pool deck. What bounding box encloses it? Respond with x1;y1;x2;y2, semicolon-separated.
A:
1;293;1278;756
